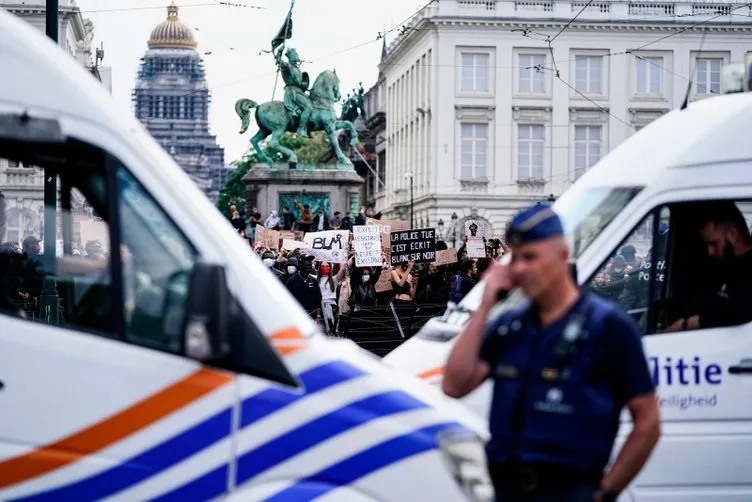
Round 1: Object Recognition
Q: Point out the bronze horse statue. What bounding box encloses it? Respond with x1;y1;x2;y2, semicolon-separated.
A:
235;69;359;167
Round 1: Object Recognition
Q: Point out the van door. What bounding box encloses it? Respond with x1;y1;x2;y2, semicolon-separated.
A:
587;197;752;501
0;133;236;501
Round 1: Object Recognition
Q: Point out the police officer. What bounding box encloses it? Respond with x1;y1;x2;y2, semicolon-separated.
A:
443;204;660;502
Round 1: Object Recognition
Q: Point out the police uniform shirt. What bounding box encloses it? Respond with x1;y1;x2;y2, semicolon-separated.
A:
479;291;655;471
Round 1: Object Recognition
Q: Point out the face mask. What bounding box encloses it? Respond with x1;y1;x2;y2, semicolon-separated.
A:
287;266;297;274
320;266;330;275
262;258;275;268
362;275;370;282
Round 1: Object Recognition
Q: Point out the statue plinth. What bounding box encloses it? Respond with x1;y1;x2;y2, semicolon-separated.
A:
243;164;364;222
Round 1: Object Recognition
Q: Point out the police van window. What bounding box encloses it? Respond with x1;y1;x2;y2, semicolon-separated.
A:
0;143;117;336
588;207;670;333
116;167;197;352
654;199;752;333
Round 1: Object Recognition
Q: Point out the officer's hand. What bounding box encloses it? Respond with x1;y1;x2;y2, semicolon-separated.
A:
481;261;514;307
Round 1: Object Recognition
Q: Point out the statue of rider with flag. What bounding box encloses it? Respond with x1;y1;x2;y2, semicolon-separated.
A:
271;0;314;138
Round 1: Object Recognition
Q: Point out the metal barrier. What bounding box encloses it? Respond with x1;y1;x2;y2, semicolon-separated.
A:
339;302;447;356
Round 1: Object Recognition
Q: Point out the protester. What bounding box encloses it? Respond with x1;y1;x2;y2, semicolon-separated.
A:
264;210;281;230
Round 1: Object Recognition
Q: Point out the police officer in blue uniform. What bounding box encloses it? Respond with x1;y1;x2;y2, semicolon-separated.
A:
443;204;661;501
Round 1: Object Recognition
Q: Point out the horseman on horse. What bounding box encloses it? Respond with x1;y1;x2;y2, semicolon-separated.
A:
275;46;314;138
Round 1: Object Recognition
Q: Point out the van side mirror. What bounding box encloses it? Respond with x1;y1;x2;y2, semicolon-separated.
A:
182;263;230;361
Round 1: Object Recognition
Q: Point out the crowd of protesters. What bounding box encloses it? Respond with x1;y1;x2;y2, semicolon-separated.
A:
227;203;508;336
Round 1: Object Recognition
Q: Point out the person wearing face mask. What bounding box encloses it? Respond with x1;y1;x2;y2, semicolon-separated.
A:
349;265;379;308
261;250;284;281
317;261;346;334
283;257;299;283
285;254;322;318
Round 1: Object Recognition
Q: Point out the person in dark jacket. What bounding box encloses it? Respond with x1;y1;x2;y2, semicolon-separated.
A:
261;250;284;281
340;214;353;231
281;206;296;231
286;254;322;317
311;209;329;232
349;264;381;308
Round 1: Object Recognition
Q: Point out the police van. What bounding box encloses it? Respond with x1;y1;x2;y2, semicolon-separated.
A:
385;77;752;499
0;10;495;502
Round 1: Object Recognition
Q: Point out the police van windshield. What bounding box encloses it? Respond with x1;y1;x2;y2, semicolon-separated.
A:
420;185;642;338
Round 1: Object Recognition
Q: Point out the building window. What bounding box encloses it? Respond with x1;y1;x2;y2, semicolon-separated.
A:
8;159;18;168
461;53;490;92
460;123;488;179
696;58;721;95
574;125;602;179
575;55;603;94
518;54;546;93
635;57;662;94
517;124;545;179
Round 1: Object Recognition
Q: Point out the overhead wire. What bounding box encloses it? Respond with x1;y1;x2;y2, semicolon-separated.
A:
78;1;263;13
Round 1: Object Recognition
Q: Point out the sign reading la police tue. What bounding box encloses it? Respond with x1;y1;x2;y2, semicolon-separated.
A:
390;228;436;265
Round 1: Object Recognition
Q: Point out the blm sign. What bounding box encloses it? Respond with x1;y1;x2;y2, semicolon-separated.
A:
390;228;436;265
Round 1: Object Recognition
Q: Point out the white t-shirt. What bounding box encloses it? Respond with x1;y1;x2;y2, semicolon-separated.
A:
318;276;338;301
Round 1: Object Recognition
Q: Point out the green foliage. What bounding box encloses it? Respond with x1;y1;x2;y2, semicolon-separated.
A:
278;131;330;163
217;153;256;218
217;132;332;216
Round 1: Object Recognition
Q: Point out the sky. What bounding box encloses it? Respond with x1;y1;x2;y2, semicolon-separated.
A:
75;0;423;163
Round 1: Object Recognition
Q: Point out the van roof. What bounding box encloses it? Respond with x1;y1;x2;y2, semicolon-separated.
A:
0;9;141;140
575;92;752;189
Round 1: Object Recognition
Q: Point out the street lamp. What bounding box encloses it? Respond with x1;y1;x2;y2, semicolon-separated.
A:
405;172;414;228
451;212;458;248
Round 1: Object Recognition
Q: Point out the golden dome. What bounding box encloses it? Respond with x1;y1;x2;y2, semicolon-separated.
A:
147;3;196;49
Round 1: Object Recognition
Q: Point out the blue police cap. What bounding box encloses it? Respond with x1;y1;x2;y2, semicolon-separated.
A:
504;203;564;246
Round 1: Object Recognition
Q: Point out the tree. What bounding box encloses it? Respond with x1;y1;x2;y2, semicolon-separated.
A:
278;131;330;164
216;153;256;218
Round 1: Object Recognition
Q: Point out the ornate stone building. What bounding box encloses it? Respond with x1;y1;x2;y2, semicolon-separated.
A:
379;0;752;238
0;0;110;246
132;3;229;202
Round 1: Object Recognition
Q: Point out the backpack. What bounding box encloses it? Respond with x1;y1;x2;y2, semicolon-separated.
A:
449;274;464;304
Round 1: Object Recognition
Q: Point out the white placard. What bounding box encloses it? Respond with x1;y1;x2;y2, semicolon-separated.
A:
466;237;486;258
303;230;349;263
353;225;382;267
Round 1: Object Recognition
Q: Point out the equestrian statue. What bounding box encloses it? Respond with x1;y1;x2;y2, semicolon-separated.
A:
234;1;359;169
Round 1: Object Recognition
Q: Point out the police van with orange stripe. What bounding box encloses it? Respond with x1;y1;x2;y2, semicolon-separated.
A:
0;10;492;502
385;76;752;499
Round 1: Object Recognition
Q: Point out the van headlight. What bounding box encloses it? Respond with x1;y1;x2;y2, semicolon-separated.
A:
437;428;495;502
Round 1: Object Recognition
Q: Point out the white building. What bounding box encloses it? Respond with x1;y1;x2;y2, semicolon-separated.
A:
379;0;752;241
0;0;111;245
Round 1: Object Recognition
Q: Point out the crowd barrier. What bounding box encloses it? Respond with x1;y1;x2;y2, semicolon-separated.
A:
338;301;447;357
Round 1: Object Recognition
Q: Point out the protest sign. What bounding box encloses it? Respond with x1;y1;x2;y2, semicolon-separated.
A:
367;218;410;234
281;239;305;251
464;219;485;238
390;228;436;265
279;230;295;241
353;225;382;267
256;226;280;250
433;249;458;266
381;232;391;265
466;237;486;258
303;230;349;263
375;269;393;293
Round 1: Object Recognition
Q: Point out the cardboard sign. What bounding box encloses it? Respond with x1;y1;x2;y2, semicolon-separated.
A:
367;217;410;234
466;237;486;258
390;228;436;265
256;226;280;250
279;230;295;241
353;225;382;267
303;230;349;263
433;249;458;266
294;230;305;241
281;239;305;251
381;232;391;265
465;220;485;238
375;269;393;293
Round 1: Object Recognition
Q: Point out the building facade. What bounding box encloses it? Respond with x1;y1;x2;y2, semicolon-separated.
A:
380;0;752;239
362;41;389;209
0;0;111;246
132;3;229;202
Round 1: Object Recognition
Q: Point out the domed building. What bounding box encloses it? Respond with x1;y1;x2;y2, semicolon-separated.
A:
132;2;229;202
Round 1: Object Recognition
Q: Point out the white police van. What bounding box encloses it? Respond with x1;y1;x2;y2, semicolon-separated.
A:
385;79;752;500
0;10;495;502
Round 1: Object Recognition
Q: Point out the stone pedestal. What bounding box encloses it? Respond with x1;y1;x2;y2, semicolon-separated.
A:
243;163;365;219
